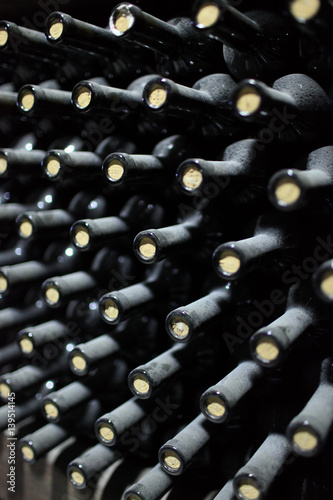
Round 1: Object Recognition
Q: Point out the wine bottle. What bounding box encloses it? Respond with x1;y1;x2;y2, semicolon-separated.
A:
200;361;264;424
249;286;316;367
165;286;232;343
128;343;194;399
133;212;204;264
176;138;275;198
312;259;333;304
20;398;102;463
71;195;164;251
193;1;300;80
102;134;205;187
232;434;292;500
17;319;71;357
124;464;175;500
17;81;74;118
68;334;121;376
287;357;333;457
0;351;68;402
41;380;94;422
142;73;240;138
212;214;297;280
109;3;224;81
158;414;214;475
232;74;331;143
268;145;333;211
67;443;122;489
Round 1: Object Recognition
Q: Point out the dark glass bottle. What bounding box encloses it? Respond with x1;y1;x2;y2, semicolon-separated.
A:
193;1;301;80
143;73;241;138
268;145;333;211
200;361;263;423
232;433;292;500
232;73;331;143
287;357;333;457
109;3;225;83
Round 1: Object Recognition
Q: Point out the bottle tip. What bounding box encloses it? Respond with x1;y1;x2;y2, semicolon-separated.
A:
0;382;11;399
138;237;156;259
132;374;150;395
162;450;181;472
110;4;135;36
0;273;8;292
44;402;59;420
205;395;226;419
0;154;7;175
319;270;333;300
0;27;8;47
19;89;35;112
274;177;302;207
45;285;60;305
21;444;35;462
146;83;167;109
73;86;92;110
48;18;64;40
235;86;262;117
106;159;125;182
255;337;280;363
70;354;87;373
103;298;119;321
45;155;61;178
195;3;220;29
19;337;34;354
19;218;34;239
237;480;260;500
98;423;115;443
218;250;241;277
289;0;321;23
181;165;203;191
73;226;90;249
170;316;190;340
70;468;86;488
292;426;318;452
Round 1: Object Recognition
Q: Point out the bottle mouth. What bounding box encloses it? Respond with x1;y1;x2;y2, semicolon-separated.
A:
18;87;35;113
291;425;319;455
0;153;8;175
18;334;34;355
45;14;64;42
195;2;221;29
269;171;302;210
0;381;11;400
72;223;90;249
133;233;157;263
130;373;151;397
70;351;88;375
289;0;321;23
201;394;227;422
318;270;333;301
100;297;120;323
103;155;126;184
234;85;262;117
252;335;281;366
72;84;92;111
167;313;191;342
0;272;8;293
96;422;116;445
177;161;204;193
43;401;59;420
0;26;9;47
44;283;61;306
143;80;169;110
20;443;35;463
110;4;136;37
214;248;242;278
68;466;87;489
44;153;61;179
160;448;183;475
235;476;261;500
17;216;34;239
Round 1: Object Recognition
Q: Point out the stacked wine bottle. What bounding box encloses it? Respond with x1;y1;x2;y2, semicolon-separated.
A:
0;0;333;499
